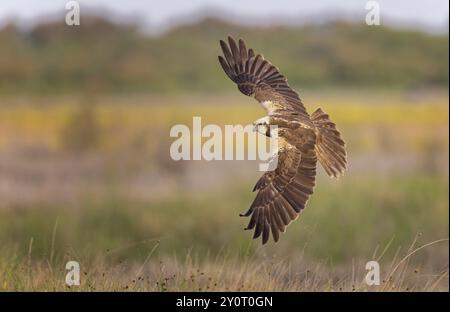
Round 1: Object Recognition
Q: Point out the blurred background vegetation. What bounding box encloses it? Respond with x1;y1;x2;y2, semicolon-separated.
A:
0;6;448;290
0;16;448;94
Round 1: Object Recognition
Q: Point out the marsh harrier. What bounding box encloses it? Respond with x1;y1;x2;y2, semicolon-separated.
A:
218;36;347;244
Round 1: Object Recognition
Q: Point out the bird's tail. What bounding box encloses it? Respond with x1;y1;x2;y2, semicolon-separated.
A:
311;108;347;178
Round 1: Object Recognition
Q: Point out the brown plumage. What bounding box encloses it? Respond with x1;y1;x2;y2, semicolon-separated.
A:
218;36;347;244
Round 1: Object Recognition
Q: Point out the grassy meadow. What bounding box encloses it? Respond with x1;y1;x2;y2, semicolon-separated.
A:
0;89;448;291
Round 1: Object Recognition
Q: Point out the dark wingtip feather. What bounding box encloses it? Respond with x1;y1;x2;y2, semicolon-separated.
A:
219;39;234;67
238;39;247;61
218;55;235;81
219;39;227;53
262;221;270;244
239;205;253;217
273;233;279;243
228;36;240;60
253;211;263;239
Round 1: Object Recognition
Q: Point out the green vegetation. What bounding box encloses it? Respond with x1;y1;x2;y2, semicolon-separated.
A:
0;16;448;94
60;98;101;152
0;174;447;262
0;173;447;291
0;91;447;291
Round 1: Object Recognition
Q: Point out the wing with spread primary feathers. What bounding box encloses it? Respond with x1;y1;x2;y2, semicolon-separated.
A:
218;36;310;122
240;135;317;244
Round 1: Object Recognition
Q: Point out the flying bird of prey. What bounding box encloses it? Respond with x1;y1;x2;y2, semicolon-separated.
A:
218;36;347;244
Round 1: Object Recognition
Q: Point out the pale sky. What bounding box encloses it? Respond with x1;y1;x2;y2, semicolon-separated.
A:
0;0;448;33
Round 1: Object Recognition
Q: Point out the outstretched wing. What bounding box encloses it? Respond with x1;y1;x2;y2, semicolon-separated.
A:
218;36;310;122
241;134;317;244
